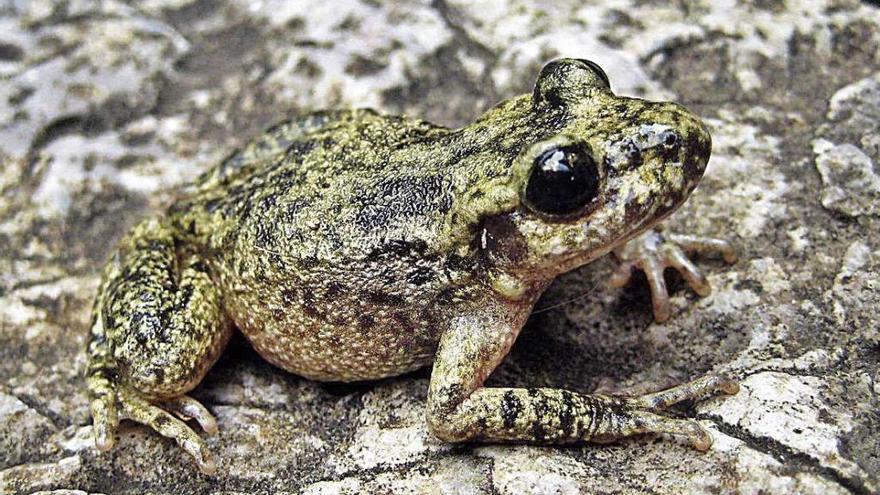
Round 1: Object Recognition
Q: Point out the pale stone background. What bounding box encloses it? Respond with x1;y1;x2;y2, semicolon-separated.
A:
1;0;879;493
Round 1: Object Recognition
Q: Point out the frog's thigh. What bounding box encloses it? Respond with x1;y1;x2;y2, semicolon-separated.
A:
109;255;232;397
87;219;231;473
426;302;737;448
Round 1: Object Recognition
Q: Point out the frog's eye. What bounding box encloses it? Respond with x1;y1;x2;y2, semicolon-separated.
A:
524;142;601;217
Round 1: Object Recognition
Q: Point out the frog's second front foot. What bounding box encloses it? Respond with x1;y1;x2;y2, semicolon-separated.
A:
611;229;736;322
89;372;219;474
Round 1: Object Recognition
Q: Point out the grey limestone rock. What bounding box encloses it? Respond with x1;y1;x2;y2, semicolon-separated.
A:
1;0;878;493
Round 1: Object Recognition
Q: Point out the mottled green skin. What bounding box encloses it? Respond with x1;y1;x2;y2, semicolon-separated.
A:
87;59;734;473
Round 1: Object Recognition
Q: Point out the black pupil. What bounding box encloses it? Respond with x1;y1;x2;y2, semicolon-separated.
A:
525;143;600;216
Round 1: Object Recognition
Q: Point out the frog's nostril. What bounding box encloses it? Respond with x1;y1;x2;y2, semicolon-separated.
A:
657;129;681;161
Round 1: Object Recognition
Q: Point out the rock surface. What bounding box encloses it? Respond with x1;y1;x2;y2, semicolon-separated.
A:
1;0;879;493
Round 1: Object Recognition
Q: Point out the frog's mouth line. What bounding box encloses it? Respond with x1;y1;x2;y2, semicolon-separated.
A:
545;193;685;276
609;181;697;246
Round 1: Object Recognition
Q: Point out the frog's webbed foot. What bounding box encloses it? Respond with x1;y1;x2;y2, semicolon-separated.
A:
599;374;740;451
89;376;218;474
610;229;736;322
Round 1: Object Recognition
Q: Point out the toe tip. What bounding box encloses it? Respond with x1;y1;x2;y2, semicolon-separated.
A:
652;305;671;323
94;427;115;452
693;283;712;297
691;429;713;452
197;447;217;475
721;380;740;395
203;422;219;436
198;457;217;475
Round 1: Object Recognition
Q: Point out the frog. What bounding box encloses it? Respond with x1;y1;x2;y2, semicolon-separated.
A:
86;58;739;474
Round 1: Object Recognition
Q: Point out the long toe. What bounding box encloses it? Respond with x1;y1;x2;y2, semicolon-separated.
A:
626;374;740;410
667;234;737;264
165;395;219;435
118;387;218;475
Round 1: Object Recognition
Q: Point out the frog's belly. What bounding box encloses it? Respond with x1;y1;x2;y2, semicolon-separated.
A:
230;300;443;382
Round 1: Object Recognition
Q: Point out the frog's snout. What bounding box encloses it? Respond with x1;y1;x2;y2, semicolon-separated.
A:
605;102;711;185
600;101;713;226
683;114;712;181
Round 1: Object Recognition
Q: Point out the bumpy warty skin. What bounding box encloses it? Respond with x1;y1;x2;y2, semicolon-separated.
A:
146;64;708;383
86;59;723;474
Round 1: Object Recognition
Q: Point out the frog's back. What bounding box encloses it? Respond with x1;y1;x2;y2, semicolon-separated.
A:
184;110;461;255
172;109;485;381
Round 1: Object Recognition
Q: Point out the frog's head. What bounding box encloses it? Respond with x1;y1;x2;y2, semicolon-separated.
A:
486;58;711;282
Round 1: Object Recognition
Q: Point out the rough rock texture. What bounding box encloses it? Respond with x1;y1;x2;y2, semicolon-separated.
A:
1;0;879;493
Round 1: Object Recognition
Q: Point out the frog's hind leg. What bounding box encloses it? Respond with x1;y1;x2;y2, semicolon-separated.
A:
86;218;232;474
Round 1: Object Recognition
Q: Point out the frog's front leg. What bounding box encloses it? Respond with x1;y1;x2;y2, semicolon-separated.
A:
87;218;232;474
610;229;736;322
426;298;738;448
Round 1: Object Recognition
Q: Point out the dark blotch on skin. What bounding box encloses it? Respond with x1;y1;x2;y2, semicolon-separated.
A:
272;307;285;321
500;390;523;429
364;290;405;306
479;215;528;264
391;312;415;334
558;390;577;438
189;260;209;274
175;284;195;313
354;175;452;231
444;253;475;273
151;366;166;384
281;287;297;304
683;132;709;182
301;291;320;318
325;282;345;298
528;389;550;441
606;138;643;175
436;287;458;306
407;266;434;285
357;314;375;331
624;193;653;226
435;384;464;417
153;415;172;429
365;239;429;264
657;130;681;162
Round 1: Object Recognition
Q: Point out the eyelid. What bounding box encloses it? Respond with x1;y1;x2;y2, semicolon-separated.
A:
582;60;610;89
